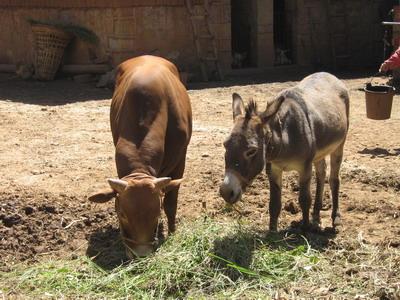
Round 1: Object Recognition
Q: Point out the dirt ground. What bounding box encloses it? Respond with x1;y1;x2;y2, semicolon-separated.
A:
0;71;399;271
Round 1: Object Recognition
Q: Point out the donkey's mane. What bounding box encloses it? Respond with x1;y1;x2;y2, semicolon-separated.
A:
245;99;258;120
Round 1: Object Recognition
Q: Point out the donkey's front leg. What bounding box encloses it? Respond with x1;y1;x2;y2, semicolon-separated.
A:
298;164;312;230
266;163;283;232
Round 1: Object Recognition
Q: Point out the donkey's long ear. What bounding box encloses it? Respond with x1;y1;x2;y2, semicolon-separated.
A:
232;93;245;120
260;95;285;123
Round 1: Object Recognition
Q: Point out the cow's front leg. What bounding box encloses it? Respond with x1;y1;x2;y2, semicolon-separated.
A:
266;163;282;232
164;188;178;234
298;164;312;230
164;157;186;234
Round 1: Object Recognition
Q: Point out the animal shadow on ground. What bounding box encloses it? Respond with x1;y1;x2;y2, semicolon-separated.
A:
211;225;337;281
0;75;112;105
86;222;166;270
358;147;400;158
86;226;128;270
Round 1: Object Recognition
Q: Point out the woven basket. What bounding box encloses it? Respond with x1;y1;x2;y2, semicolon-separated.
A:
32;24;73;80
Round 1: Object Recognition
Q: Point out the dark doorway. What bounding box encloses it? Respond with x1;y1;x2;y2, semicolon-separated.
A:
273;0;293;65
231;0;255;69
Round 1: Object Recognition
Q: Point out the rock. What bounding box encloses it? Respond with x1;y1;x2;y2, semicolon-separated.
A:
96;69;116;88
284;201;299;214
33;245;45;254
39;204;57;214
24;206;35;215
83;218;92;226
15;63;34;80
3;214;22;227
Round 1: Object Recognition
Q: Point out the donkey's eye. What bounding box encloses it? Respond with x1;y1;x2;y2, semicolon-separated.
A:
244;147;258;159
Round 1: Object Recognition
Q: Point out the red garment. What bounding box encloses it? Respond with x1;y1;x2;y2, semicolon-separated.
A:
383;47;400;69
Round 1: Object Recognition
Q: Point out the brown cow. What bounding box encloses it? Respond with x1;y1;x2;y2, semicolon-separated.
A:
89;55;192;257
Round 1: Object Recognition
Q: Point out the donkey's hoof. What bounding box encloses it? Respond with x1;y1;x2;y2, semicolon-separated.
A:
324;226;339;234
290;220;302;228
290;220;311;232
269;222;278;233
311;216;321;227
309;222;323;234
332;215;342;227
269;227;278;233
287;225;302;235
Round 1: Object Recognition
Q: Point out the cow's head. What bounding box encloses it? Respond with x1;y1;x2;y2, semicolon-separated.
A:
219;93;283;204
88;175;182;258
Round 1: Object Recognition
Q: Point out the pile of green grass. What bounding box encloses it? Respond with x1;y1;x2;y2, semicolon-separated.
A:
2;217;399;298
0;218;320;299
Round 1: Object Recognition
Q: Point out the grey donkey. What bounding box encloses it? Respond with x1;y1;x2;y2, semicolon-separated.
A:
220;72;350;231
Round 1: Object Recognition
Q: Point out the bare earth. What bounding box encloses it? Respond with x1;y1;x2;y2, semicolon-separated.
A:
0;73;399;272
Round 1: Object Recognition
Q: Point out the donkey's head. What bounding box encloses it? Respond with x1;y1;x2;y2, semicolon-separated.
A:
219;93;284;204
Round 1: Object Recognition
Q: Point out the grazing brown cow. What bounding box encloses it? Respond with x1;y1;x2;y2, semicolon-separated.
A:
89;55;192;257
220;72;349;232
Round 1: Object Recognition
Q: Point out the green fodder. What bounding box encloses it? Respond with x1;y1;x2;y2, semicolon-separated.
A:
0;218;320;299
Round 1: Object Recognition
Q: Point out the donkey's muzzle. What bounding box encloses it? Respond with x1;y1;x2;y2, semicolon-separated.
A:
219;171;242;204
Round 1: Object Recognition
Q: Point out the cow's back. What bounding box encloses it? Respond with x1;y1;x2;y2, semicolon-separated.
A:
110;55;192;177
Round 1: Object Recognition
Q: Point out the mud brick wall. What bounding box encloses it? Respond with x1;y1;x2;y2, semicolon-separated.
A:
0;0;234;75
0;0;382;73
255;0;274;67
291;0;384;69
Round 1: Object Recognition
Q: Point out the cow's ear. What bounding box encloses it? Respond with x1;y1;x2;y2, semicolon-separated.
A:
260;95;285;123
107;178;128;194
163;178;183;193
232;93;245;120
88;189;116;203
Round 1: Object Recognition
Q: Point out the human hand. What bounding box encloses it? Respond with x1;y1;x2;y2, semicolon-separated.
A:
379;62;389;73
